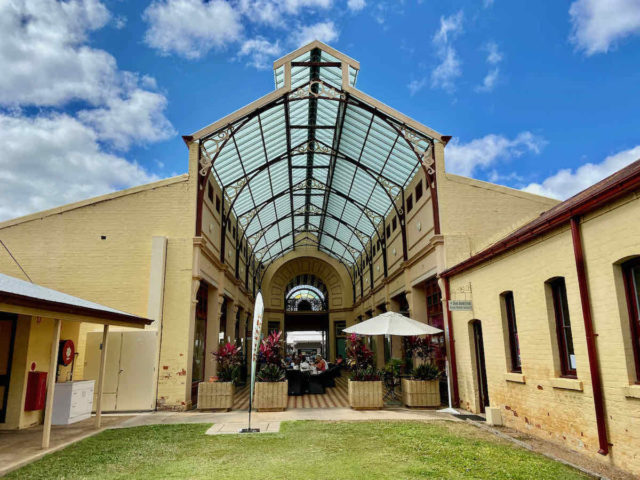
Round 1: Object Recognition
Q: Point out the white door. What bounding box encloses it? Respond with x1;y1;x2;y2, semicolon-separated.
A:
85;330;157;411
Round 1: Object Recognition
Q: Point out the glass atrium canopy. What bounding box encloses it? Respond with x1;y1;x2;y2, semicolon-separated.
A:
189;41;446;277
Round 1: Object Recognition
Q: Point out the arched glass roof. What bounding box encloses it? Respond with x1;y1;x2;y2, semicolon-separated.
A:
191;41;445;276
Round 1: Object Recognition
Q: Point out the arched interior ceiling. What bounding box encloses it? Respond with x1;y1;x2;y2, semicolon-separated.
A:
192;42;443;279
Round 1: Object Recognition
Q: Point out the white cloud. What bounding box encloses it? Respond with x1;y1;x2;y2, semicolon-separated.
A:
143;0;243;59
569;0;640;55
433;10;464;45
78;89;176;150
0;113;157;221
290;21;339;47
347;0;366;12
483;0;495;7
476;68;499;92
522;145;640;199
431;11;464;92
0;0;174;221
485;41;502;65
476;42;502;92
407;78;428;96
446;131;545;177
236;0;333;26
0;0;117;107
237;38;282;70
431;46;461;92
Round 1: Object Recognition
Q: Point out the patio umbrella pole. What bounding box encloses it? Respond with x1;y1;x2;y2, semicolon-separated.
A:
438;360;458;414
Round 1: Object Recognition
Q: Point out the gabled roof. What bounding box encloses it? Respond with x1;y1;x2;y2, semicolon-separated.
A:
441;158;640;278
0;273;151;327
190;41;446;274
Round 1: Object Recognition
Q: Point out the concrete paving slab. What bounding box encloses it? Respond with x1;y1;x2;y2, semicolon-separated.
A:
205;422;281;435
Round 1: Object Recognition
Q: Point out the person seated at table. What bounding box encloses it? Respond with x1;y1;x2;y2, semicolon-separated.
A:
315;354;328;372
300;357;311;371
290;355;301;369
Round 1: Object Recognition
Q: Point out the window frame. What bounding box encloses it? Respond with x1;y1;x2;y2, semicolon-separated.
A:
550;278;577;378
622;258;640;383
415;180;423;202
406;194;413;212
502;292;522;373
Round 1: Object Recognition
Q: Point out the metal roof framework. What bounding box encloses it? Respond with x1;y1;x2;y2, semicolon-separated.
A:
190;42;445;292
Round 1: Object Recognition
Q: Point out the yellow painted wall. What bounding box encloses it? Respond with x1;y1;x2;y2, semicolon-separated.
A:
0;175;197;410
448;190;640;476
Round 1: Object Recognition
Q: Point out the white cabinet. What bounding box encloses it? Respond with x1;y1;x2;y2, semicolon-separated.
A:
51;380;95;425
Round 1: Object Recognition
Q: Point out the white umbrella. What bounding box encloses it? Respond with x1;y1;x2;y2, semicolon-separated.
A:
343;311;442;336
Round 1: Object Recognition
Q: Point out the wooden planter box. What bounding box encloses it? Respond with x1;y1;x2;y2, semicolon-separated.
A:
254;380;288;412
197;382;235;411
401;379;440;408
348;380;383;410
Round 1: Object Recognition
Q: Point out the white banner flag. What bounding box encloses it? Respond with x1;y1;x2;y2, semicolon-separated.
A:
249;292;264;410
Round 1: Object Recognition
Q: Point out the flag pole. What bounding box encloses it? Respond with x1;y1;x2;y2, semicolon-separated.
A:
240;291;263;433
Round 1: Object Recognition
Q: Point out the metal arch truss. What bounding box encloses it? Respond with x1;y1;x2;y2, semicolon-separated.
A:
194;75;439;292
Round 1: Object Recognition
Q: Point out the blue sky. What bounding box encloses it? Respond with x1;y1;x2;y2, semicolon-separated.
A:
1;0;640;220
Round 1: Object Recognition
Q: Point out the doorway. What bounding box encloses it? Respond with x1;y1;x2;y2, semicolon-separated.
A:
0;313;17;423
471;320;490;412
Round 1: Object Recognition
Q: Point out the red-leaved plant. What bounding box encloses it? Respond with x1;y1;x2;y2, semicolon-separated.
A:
346;333;381;381
257;331;285;382
213;342;242;383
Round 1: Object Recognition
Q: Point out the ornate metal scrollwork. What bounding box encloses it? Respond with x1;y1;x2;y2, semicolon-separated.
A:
363;207;383;226
199;127;234;176
353;229;369;246
247;231;262;246
292;140;333;155
398;127;435;175
224;176;248;203
292;178;327;192
289;80;344;101
238;209;257;227
378;176;402;200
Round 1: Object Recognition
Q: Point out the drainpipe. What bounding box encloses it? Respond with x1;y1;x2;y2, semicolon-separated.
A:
570;216;609;455
443;276;460;407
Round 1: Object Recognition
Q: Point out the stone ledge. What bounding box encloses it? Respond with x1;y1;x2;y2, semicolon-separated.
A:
504;372;526;384
623;384;640;399
550;377;583;391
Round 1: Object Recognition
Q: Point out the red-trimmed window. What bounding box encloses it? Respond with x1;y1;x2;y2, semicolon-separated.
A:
623;258;640;383
550;278;577;377
502;292;521;373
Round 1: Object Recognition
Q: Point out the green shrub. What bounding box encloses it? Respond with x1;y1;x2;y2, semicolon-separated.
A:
411;363;441;381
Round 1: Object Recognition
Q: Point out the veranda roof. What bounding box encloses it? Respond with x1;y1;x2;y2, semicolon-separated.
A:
0;272;151;327
190;41;446;277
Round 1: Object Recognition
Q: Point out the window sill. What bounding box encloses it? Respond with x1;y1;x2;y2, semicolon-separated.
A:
623;385;640;399
504;372;526;384
550;377;583;391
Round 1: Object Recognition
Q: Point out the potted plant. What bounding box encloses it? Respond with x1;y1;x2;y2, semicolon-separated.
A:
254;331;288;412
198;342;242;411
403;335;433;370
346;334;383;410
402;363;441;408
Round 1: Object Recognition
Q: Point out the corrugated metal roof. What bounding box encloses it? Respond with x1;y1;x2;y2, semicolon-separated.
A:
0;273;151;325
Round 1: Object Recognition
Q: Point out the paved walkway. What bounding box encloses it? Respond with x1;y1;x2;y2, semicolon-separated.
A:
113;406;458;429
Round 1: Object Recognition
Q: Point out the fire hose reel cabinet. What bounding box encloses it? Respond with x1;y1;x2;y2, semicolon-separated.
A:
25;371;48;411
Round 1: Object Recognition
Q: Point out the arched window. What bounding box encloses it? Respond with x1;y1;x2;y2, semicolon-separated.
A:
285;275;328;312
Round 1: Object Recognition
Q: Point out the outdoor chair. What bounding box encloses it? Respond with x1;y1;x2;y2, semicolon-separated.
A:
286;370;305;396
308;374;325;394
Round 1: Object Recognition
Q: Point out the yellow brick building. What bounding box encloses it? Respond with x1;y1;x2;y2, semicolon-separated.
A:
1;40;638;477
442;160;640;475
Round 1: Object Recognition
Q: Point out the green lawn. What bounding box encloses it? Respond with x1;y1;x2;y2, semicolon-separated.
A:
8;421;589;479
